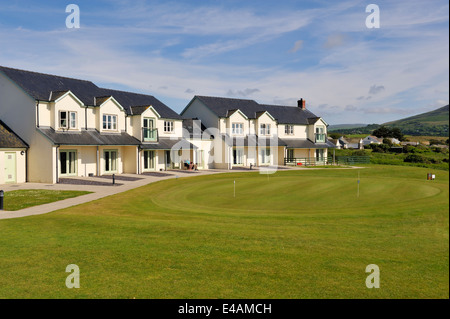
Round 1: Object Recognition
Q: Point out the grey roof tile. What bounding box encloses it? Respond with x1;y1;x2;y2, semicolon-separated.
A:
193;95;320;125
0;66;181;119
37;127;140;146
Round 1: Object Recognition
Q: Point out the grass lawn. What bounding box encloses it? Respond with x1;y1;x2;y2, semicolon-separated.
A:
0;165;448;298
2;189;92;211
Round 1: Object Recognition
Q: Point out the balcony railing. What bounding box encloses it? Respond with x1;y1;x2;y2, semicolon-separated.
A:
315;133;326;143
143;128;158;142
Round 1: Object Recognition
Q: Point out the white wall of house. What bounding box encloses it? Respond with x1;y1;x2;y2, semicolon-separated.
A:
86;107;96;129
0;72;36;144
278;124;308;139
37;101;52;127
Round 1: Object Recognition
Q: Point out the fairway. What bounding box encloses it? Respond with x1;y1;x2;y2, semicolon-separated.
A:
0;165;448;298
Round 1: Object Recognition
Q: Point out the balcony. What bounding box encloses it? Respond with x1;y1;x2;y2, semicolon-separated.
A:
143;128;158;142
315;133;326;143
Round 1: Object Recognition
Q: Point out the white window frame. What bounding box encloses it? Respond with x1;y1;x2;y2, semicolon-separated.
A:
260;124;271;135
285;125;294;135
232;123;243;135
59;111;77;129
164;120;174;133
103;114;118;131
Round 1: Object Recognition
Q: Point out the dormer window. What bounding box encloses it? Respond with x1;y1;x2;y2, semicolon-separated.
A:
232;123;243;135
103;114;117;130
59;111;77;129
260;124;271;135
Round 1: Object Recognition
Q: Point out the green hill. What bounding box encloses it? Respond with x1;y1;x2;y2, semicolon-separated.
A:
383;105;449;136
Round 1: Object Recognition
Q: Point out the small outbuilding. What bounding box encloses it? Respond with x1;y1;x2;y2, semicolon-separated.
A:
0;120;28;184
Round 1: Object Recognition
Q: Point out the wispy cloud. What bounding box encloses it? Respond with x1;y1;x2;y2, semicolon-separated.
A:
0;0;448;124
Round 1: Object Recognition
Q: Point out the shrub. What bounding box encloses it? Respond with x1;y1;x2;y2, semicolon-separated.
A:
404;154;430;164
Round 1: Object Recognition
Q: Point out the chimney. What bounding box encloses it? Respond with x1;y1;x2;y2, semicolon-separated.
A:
298;98;306;109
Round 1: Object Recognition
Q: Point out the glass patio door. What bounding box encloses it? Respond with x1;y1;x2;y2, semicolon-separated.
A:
143;150;155;170
143;118;156;141
233;148;244;165
60;150;77;176
104;150;118;173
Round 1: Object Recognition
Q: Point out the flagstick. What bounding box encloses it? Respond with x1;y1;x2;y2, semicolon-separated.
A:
234;180;236;198
357;171;360;198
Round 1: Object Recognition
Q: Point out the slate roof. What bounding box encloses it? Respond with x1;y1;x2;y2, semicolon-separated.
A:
281;138;336;149
37;127;140;146
0;120;29;148
191;96;320;125
141;138;197;150
0;66;181;119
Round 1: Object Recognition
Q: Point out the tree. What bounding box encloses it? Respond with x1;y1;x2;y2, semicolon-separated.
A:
372;126;404;141
328;132;341;139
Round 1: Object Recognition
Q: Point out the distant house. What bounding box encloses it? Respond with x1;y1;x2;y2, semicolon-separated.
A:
385;137;401;145
328;138;342;149
338;137;363;149
0;120;28;183
401;141;420;146
363;135;383;146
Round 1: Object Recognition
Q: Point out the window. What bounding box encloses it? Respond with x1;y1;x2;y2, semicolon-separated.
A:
232;123;243;135
164;121;174;133
70;112;77;129
260;124;271;135
315;126;325;142
103;114;117;130
59;111;77;129
285;125;294;135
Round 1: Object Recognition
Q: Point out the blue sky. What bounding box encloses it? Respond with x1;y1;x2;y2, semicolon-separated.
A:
0;0;448;124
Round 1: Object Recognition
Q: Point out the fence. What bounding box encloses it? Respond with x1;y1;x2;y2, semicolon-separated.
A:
284;156;371;166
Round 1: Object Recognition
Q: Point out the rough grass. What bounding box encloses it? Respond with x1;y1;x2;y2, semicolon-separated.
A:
0;165;448;298
2;189;92;211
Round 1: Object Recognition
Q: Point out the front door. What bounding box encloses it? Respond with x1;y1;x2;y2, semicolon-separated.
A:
60;150;77;176
4;152;16;183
